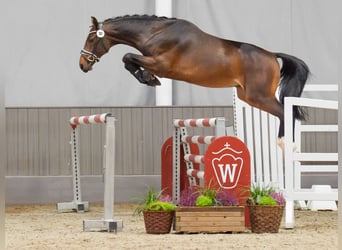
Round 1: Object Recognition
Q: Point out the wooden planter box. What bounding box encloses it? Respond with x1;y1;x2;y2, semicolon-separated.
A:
175;206;245;233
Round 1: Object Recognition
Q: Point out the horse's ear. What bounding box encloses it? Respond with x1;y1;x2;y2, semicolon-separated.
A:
91;16;99;29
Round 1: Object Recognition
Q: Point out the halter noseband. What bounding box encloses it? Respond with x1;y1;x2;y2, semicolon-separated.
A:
80;48;100;63
80;25;106;63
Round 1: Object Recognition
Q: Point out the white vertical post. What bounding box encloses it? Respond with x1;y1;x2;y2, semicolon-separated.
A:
284;97;294;229
338;83;342;248
83;115;123;232
71;128;82;203
103;117;115;220
172;127;181;204
0;59;5;250
155;0;173;106
57;128;89;213
215;117;226;136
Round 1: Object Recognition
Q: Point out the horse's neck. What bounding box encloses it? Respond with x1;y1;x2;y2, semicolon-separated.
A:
105;22;151;49
105;20;169;50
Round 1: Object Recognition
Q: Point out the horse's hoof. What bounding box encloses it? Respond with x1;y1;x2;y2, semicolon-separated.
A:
277;137;285;151
152;78;161;86
141;71;153;81
277;137;298;152
147;77;161;86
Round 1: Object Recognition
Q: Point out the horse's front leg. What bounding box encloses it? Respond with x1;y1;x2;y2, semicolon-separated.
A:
122;53;161;86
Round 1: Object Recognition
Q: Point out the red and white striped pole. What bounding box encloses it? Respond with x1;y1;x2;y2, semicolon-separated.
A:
174;118;218;128
69;113;110;128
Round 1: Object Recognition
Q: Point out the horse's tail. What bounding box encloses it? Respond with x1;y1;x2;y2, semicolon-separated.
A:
275;52;310;120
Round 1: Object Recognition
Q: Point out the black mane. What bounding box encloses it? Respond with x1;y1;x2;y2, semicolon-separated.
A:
103;14;175;23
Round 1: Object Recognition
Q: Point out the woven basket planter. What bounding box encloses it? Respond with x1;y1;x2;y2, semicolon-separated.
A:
248;205;284;233
143;210;175;234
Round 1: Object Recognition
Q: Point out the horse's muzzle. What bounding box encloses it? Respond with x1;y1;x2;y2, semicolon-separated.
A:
79;63;89;72
79;57;92;72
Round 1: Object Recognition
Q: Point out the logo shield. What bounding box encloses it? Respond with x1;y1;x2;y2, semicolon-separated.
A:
211;153;243;189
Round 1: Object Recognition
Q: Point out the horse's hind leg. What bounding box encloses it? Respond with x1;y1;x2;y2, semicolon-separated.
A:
122;53;161;86
236;86;285;137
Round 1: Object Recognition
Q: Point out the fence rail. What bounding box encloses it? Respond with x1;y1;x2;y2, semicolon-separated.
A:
284;85;338;228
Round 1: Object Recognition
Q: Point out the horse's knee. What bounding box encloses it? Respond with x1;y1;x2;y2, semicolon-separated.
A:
122;53;135;63
122;53;130;63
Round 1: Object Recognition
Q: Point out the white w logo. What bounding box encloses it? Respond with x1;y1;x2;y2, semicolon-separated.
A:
217;163;238;183
211;154;243;189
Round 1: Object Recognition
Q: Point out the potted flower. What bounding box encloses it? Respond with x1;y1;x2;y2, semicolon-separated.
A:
175;185;245;233
178;185;239;206
246;183;286;233
135;187;176;234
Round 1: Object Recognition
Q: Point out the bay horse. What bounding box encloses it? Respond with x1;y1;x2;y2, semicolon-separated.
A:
79;15;310;145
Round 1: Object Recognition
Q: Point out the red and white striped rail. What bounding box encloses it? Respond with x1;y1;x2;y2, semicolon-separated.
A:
69;113;111;128
173;118;218;128
172;117;226;203
187;169;204;179
181;135;216;144
184;154;204;164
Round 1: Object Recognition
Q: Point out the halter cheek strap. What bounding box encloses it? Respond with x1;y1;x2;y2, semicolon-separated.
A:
81;23;106;63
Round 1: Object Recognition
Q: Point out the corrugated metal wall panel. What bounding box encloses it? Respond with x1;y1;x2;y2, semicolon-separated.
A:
302;108;338;153
5;107;337;177
7;109;18;175
5;107;235;176
27;109;39;175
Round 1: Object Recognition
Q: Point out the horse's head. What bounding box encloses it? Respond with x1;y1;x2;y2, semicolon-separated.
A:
79;16;109;72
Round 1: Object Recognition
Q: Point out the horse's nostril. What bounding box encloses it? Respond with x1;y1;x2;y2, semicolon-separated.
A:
80;63;88;72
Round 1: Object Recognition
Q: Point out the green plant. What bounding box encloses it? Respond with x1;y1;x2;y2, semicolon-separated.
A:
196;180;219;206
247;183;285;206
179;182;239;207
147;201;176;211
258;196;277;205
195;195;213;206
135;187;176;215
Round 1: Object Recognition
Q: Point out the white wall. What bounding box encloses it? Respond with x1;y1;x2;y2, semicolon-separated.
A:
0;0;340;107
173;0;340;105
0;42;5;250
338;9;342;247
1;0;155;107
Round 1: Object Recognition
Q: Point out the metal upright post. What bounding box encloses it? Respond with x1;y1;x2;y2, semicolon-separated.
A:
215;117;226;136
180;127;197;187
83;116;123;232
71;128;82;206
103;117;115;221
284;97;294;229
57;127;89;212
172;127;181;204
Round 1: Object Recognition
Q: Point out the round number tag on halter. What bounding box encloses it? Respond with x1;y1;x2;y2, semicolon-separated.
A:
96;29;105;38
